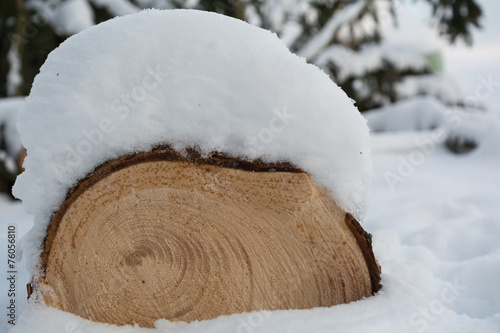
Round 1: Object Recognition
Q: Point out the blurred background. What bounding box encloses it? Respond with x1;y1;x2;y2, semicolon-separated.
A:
0;0;498;195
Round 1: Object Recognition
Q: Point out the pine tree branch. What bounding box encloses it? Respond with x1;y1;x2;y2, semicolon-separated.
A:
296;1;366;62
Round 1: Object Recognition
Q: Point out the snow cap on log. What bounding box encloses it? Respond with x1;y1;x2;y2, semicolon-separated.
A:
13;9;372;273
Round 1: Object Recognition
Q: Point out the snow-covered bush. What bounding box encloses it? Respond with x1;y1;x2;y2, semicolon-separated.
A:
363;95;490;153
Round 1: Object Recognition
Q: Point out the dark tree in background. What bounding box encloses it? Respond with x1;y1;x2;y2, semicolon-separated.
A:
425;0;482;45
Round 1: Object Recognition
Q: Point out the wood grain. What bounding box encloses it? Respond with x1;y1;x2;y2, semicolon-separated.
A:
38;149;381;327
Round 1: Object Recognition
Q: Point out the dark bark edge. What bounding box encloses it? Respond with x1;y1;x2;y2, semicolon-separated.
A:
344;213;382;295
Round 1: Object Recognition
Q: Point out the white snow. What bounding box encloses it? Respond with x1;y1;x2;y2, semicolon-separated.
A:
0;195;33;333
362;96;490;146
255;0;314;48
12;9;371;278
4;105;500;333
316;45;430;82
316;44;379;82
89;0;141;16
6;42;22;97
28;0;136;35
0;97;25;157
395;75;466;106
0;151;17;175
28;0;95;35
296;1;365;61
51;0;95;35
364;96;448;132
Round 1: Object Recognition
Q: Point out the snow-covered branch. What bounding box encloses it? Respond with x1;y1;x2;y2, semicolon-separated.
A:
296;1;366;61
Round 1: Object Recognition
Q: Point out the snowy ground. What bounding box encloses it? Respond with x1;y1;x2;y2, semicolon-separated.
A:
0;196;33;332
1;114;499;332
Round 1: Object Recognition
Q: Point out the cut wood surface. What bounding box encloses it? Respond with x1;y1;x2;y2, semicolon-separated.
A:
38;148;381;328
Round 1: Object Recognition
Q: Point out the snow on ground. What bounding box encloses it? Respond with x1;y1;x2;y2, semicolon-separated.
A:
366;116;500;325
0;197;33;333
2;112;500;332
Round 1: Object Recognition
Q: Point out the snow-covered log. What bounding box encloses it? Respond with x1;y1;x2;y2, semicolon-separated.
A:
36;147;380;327
14;9;380;329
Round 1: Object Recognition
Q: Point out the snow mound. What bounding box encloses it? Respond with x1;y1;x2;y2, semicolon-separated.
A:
395;75;464;106
363;96;490;142
13;9;371;274
363;96;447;132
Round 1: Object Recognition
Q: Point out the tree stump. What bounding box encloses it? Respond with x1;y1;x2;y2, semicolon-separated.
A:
36;147;380;327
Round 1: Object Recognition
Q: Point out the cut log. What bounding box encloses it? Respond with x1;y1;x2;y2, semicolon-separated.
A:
36;148;381;328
